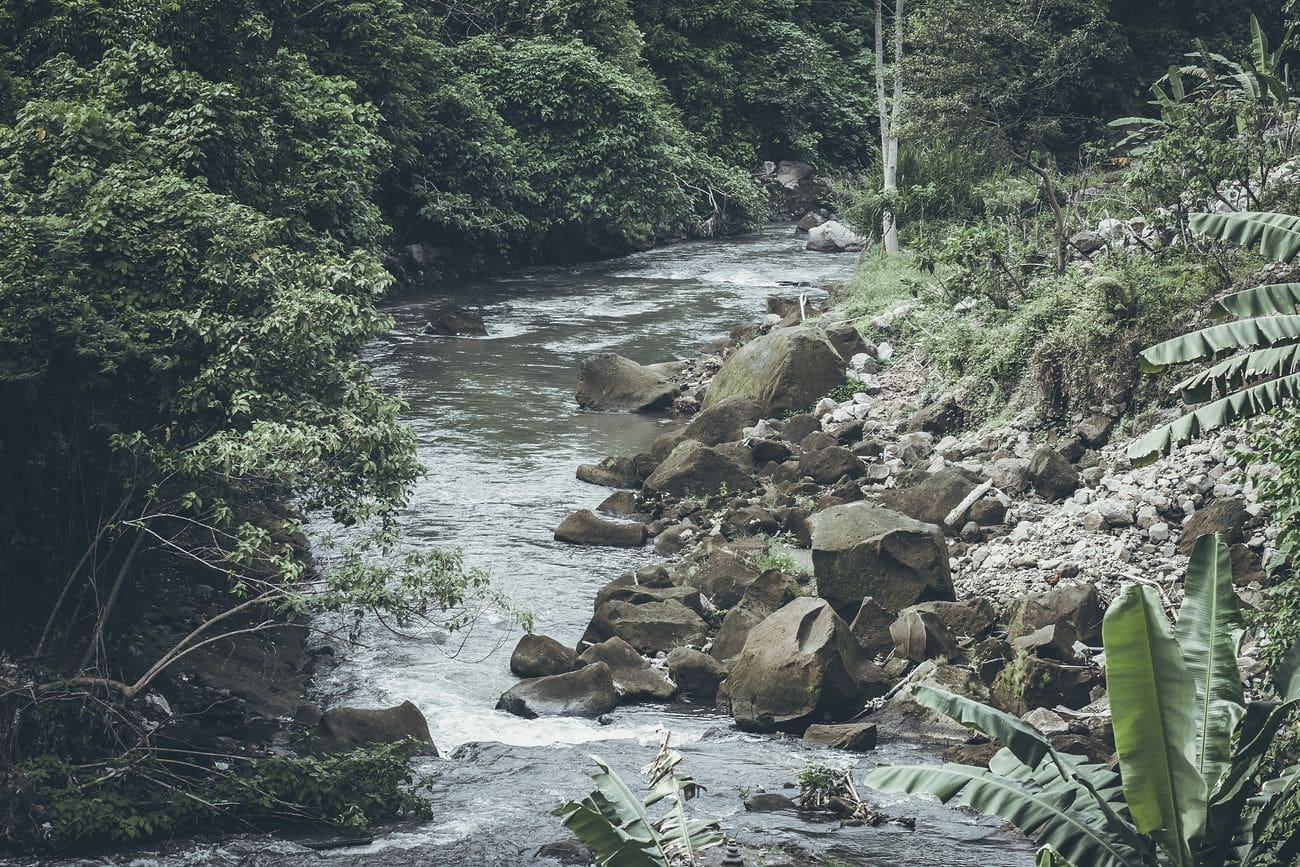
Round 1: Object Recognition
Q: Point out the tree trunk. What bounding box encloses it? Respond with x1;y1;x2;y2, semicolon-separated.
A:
875;0;903;253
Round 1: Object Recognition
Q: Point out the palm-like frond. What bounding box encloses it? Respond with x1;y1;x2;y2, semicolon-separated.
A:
1213;283;1300;317
1188;212;1300;262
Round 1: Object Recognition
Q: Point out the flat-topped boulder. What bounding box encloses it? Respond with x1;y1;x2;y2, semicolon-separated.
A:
809;502;953;611
581;599;709;655
576;352;678;412
725;597;889;732
554;509;645;547
496;663;619;719
702;324;846;416
317;701;436;754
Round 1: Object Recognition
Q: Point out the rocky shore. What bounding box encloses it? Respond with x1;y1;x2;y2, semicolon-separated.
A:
498;271;1279;775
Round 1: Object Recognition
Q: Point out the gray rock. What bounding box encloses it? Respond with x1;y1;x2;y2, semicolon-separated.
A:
871;661;991;743
554;509;646;547
318;701;436;754
702;324;846;416
803;722;878;752
582;600;709;655
422;307;486;337
825;321;871;362
798;446;867;485
674;548;762;609
510;634;579;678
879;467;984;527
849;597;896;659
1028;446;1080;500
642;440;753;499
597;490;641;516
684;396;766;446
908;597;998;639
783;413;822;443
806;220;867;253
1179;497;1247;553
579;637;675;702
726;598;889;732
1005;582;1104;645
497;663;619;719
890;608;960;662
667;647;727;702
992;654;1097;715
809;502;954;611
906;393;965;435
988;458;1031;495
576;352;678;412
576;455;643;488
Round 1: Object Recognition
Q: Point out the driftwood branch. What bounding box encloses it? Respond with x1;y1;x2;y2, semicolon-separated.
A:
943;479;994;530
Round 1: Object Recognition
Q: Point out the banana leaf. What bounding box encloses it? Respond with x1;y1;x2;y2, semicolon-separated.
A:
1175;535;1246;792
1104;585;1207;865
864;762;1146;867
1139;315;1300;371
1212;282;1300;317
1171;343;1300;403
553;757;667;867
1127;370;1300;465
1189;211;1300;263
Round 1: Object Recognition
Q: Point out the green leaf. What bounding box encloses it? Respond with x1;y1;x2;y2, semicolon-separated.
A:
1172;344;1300;403
864;762;1144;867
1139;315;1300;371
1189;211;1300;263
1174;535;1246;792
553;756;668;867
1104;585;1206;865
1213;282;1300;317
1127;371;1300;465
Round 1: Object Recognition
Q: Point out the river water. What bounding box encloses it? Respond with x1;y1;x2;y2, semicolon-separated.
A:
62;227;1034;866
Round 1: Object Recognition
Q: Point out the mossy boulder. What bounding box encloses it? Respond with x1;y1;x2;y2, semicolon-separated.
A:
642;440;753;499
702;324;846;416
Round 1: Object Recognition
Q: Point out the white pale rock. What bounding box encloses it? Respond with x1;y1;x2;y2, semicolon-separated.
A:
1147;522;1171;543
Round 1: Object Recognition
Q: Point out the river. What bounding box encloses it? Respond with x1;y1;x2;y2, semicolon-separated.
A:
64;226;1034;866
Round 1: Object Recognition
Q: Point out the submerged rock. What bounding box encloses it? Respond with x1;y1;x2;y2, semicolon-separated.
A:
422;307;487;337
803;722;878;752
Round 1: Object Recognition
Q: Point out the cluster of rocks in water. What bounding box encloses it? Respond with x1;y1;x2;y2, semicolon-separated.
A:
500;289;1279;772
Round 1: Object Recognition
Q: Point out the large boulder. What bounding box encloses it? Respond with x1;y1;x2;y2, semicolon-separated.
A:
575;353;678;412
496;663;619;719
1005;582;1104;645
579;638;675;702
809;502;954;612
582;600;709;655
992;654;1097;715
702;325;846;417
642;440;752;499
317;701;436;754
667;648;727;702
797;446;867;485
724;597;889;732
683;396;765;446
908;597;998;640
905;393;965;435
595;575;704;615
510;634;579;678
806;221;867;253
554;509;645;548
1179;497;1248;553
849;597;896;658
879;467;984;527
1027;446;1080;500
824;321;871;363
760;160;833;219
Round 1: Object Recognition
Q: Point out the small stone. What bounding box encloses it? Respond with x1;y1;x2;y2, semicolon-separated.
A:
1147;522;1171;543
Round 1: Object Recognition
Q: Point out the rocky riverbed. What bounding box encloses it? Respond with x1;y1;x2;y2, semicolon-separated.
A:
498;265;1280;799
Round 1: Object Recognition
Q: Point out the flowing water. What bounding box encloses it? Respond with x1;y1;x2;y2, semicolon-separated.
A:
54;227;1035;866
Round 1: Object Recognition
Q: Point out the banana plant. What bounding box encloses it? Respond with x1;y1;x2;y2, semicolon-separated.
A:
553;733;722;866
864;534;1300;867
1129;210;1300;464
